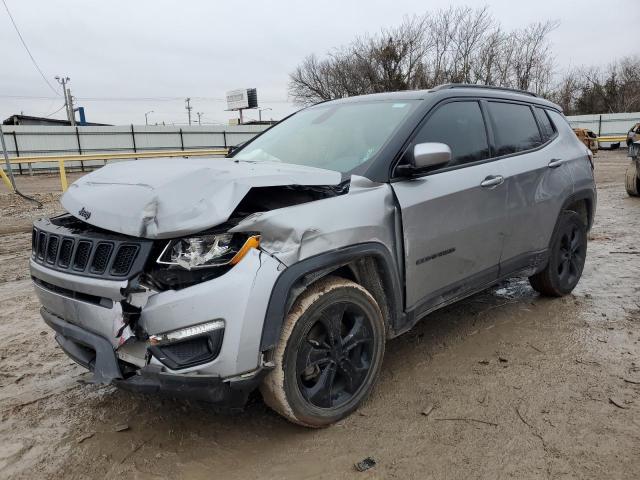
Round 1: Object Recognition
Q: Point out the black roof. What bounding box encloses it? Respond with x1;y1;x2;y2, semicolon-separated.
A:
325;84;559;110
432;83;538;97
2;114;111;126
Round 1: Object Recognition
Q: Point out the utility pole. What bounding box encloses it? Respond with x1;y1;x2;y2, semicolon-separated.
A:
196;112;203;125
67;87;76;126
185;98;193;125
145;110;154;125
55;76;76;126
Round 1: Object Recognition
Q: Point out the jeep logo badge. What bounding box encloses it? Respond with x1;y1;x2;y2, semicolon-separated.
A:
78;207;92;220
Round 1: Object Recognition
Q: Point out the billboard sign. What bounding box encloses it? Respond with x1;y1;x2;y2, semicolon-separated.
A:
226;88;258;111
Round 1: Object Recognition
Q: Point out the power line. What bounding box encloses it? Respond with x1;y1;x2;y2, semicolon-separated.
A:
44;104;67;118
0;94;292;103
1;0;60;96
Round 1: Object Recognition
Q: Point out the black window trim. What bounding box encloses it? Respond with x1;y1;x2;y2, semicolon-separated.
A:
483;99;560;162
390;96;561;181
486;99;543;155
535;105;556;142
532;105;557;142
390;97;493;180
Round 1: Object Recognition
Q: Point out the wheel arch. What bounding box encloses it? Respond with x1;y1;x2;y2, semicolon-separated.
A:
260;242;404;352
562;189;596;231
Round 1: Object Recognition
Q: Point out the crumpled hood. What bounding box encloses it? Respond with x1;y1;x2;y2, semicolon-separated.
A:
61;157;342;239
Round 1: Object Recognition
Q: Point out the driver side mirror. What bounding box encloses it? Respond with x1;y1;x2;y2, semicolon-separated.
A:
396;142;452;176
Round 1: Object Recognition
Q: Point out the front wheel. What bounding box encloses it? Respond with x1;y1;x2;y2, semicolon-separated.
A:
529;211;587;297
260;276;386;427
625;163;640;196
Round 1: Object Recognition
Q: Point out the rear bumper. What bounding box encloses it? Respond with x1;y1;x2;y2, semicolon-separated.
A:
41;307;266;408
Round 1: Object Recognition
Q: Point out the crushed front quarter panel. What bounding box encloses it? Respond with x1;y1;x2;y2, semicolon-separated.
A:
139;248;283;376
230;175;398;266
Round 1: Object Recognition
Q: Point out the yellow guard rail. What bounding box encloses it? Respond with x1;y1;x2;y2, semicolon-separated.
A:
0;148;229;192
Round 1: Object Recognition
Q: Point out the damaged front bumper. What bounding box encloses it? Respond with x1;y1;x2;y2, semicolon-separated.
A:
41;308;265;407
31;244;283;407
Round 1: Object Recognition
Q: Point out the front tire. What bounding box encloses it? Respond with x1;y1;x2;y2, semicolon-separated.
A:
260;276;385;427
529;211;587;297
625;163;640;196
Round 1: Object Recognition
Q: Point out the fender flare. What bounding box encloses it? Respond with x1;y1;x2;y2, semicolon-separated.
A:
259;242;404;351
561;188;596;230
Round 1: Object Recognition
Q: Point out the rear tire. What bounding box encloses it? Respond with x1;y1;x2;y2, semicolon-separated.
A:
625;163;640;196
529;211;587;297
260;276;385;428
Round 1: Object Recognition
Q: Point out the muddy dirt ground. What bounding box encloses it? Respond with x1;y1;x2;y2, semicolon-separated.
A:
1;151;639;479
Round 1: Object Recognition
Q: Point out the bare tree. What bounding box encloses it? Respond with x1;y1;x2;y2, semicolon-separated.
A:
471;28;504;86
511;21;559;93
289;55;334;104
448;6;494;83
549;68;582;114
618;56;640;112
563;56;640;114
290;5;638;115
289;6;559;105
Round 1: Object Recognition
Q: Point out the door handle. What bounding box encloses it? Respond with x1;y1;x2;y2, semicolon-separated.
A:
480;175;504;188
548;158;564;168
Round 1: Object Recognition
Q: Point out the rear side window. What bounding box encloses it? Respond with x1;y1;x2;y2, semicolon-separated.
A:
534;107;555;142
414;101;489;167
488;102;542;156
547;110;577;138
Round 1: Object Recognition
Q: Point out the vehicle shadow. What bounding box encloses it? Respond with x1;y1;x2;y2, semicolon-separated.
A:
60;275;566;477
89;276;541;430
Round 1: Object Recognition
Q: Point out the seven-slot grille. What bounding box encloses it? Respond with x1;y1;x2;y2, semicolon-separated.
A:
32;217;152;279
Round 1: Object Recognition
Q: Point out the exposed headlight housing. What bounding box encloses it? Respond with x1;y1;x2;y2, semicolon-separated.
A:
157;234;259;270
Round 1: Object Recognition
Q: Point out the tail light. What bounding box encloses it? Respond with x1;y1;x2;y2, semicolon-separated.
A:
586;149;594;170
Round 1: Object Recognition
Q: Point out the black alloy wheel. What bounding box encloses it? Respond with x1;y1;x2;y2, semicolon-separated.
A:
296;301;374;409
555;222;586;291
529;211;587;296
261;276;385;427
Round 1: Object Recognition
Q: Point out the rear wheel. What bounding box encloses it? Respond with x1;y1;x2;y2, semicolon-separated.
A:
529;211;587;297
260;276;385;427
625;163;640;196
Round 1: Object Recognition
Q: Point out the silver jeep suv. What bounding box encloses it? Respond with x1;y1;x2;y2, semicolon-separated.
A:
31;84;596;427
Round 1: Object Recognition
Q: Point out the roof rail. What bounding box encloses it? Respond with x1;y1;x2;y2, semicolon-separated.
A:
431;83;538;98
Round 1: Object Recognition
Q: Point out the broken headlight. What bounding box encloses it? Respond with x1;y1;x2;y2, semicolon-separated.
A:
157;233;259;270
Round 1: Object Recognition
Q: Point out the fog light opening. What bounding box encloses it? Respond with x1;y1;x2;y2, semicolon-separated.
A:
149;320;225;345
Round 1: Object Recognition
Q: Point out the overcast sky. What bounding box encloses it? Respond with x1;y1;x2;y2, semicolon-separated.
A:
1;0;638;126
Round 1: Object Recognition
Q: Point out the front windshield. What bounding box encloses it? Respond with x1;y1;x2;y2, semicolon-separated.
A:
234;100;418;173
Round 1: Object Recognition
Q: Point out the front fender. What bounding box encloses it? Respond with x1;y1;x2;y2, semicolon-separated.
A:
259;242;404;351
